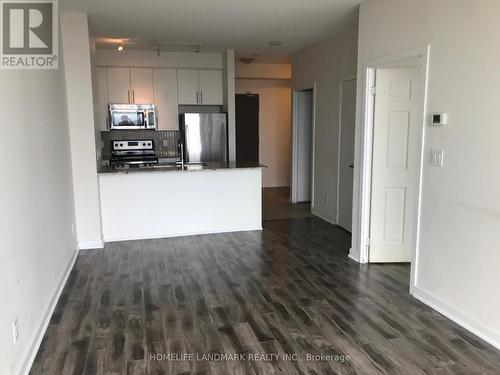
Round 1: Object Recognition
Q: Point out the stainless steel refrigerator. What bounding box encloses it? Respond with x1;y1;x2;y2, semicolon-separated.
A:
179;113;228;163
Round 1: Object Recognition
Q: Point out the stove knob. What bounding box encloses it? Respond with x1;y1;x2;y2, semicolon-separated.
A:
143;142;146;146
119;143;123;147
147;143;151;146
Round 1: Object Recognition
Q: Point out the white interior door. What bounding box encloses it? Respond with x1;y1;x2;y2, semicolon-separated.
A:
337;79;356;231
296;90;313;203
199;70;223;105
130;68;154;103
369;68;422;263
107;67;131;104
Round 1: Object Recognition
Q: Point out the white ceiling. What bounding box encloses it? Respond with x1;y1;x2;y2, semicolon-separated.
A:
61;0;361;63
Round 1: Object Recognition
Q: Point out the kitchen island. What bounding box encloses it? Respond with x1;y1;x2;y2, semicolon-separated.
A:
98;162;263;242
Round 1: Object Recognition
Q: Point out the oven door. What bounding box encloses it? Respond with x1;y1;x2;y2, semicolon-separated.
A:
110;110;145;130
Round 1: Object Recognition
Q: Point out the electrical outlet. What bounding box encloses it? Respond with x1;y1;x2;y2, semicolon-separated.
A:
12;319;19;343
162;139;169;147
431;150;444;167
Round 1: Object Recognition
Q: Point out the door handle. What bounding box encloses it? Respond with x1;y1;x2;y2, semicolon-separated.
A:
349;165;354;168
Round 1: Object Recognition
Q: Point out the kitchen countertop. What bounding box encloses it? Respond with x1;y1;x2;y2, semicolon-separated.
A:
98;161;265;174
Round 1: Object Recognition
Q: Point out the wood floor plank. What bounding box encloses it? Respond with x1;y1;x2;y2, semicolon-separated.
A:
29;217;500;375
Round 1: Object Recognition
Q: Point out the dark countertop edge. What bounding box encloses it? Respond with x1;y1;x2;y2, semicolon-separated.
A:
98;162;266;175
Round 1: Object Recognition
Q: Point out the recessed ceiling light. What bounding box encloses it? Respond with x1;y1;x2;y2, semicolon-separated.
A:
117;45;124;51
269;41;282;46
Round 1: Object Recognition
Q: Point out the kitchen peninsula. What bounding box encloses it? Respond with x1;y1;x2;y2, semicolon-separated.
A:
98;162;263;241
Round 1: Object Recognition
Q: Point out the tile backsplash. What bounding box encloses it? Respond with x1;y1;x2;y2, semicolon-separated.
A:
100;130;179;160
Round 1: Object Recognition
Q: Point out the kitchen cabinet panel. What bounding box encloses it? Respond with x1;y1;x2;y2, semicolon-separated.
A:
177;69;199;105
199;70;223;105
96;67;109;130
153;69;179;130
130;68;154;103
106;67;131;104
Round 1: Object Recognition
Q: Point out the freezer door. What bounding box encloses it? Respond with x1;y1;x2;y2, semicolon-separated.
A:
184;114;228;162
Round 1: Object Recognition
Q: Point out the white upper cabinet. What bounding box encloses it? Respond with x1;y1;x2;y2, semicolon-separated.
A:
177;69;223;105
97;65;223;129
96;67;109;131
199;70;223;105
130;68;154;103
177;69;199;105
153;69;179;130
106;67;131;104
106;67;154;104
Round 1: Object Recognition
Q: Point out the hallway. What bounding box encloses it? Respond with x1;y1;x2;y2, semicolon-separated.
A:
262;187;314;221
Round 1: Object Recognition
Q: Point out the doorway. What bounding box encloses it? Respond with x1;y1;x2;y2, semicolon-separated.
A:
291;87;315;204
235;93;259;163
355;46;430;293
337;78;357;232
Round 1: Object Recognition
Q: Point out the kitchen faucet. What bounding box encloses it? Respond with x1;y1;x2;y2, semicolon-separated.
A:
177;139;184;169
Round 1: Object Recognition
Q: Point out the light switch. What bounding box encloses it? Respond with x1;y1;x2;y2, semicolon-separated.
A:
431;150;444;167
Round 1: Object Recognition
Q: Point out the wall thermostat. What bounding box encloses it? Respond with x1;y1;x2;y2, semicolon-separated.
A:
431;113;448;126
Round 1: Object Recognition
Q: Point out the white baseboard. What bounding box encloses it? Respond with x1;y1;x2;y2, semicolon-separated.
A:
78;239;105;249
413;286;500;350
20;248;79;375
263;182;290;188
311;206;336;225
348;248;363;263
104;226;263;243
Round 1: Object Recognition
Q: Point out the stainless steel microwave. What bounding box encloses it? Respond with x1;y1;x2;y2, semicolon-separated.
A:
109;104;157;130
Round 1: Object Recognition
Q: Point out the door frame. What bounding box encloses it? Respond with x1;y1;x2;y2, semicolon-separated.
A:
355;46;430;294
291;83;317;205
336;76;357;228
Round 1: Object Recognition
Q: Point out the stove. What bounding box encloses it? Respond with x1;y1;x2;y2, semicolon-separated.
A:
110;139;158;167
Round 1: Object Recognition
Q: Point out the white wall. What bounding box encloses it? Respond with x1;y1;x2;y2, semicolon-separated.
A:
61;12;103;248
0;26;77;375
235;61;291;80
236;79;292;187
353;0;500;347
95;49;223;69
292;29;358;222
223;50;237;161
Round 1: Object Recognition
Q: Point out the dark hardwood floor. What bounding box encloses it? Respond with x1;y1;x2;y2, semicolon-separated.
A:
30;218;500;374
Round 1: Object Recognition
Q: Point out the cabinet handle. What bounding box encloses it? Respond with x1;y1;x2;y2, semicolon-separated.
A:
196;91;199;104
132;90;135;103
200;91;203;104
128;90;130;103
